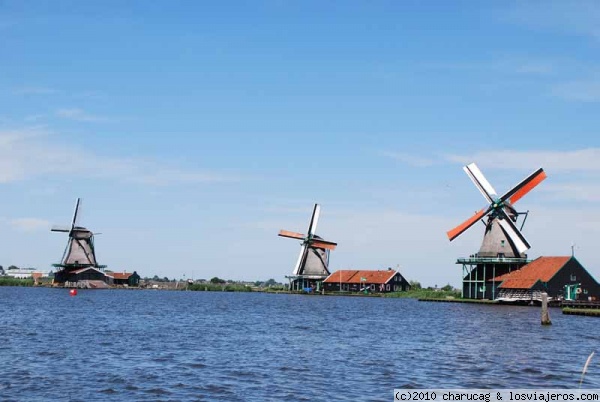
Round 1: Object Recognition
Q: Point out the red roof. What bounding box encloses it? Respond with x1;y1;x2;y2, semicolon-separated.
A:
324;270;397;284
496;256;571;289
111;272;132;280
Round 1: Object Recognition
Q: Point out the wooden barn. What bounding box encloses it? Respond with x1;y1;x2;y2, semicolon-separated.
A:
323;269;410;293
58;267;113;288
109;271;141;287
494;256;600;303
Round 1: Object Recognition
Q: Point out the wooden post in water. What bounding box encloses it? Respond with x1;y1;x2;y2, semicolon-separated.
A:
541;292;552;325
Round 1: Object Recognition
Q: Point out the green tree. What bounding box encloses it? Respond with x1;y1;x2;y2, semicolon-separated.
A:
409;280;422;290
210;276;225;284
441;284;454;292
265;278;277;287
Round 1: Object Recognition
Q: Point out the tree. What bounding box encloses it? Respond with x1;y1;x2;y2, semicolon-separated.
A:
210;276;225;284
264;278;277;287
152;275;160;281
409;280;422;290
441;284;454;292
7;265;18;271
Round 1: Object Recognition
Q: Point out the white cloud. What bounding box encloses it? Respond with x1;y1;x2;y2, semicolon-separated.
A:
56;108;107;122
380;151;437;167
12;86;59;95
552;80;600;102
10;218;51;232
504;0;600;41
513;62;554;75
446;148;600;172
0;128;240;185
540;183;600;202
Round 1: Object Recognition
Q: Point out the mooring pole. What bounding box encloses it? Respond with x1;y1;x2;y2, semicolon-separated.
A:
541;292;552;325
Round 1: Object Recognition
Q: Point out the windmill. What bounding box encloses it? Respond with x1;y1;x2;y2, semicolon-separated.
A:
51;198;104;275
447;163;546;299
279;204;337;291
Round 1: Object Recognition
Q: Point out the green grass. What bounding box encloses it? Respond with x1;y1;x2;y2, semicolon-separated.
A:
0;277;34;287
186;283;252;292
563;307;600;316
384;289;461;299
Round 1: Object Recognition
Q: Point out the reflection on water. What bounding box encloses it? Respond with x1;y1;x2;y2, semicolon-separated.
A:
0;288;598;401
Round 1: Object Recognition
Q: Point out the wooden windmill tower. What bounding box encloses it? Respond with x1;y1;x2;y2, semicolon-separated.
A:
447;163;546;299
279;204;337;291
51;198;106;283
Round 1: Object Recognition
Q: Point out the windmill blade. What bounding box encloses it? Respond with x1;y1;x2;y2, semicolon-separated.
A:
497;209;530;254
292;244;308;275
307;204;321;236
464;163;497;203
51;226;70;232
71;198;81;231
278;230;306;240
309;239;337;250
447;207;491;241
500;168;546;205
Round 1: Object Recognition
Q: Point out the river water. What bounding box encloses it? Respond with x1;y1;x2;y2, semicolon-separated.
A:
0;288;598;401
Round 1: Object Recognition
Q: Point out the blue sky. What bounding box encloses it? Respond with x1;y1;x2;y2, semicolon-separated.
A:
0;1;599;286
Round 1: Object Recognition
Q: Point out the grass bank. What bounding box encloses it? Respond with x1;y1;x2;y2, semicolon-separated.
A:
186;283;252;292
562;308;600;317
0;277;34;287
384;289;461;299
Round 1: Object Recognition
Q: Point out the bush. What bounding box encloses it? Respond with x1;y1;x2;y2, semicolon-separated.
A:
0;277;34;287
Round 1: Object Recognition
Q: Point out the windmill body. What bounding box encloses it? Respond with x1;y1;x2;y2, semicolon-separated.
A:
447;163;546;299
51;198;108;286
279;204;337;291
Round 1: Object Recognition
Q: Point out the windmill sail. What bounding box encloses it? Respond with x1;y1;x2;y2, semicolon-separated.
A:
447;163;546;258
279;203;337;278
52;198;101;269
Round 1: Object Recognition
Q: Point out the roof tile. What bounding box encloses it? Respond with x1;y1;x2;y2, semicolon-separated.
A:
324;270;397;284
496;256;570;289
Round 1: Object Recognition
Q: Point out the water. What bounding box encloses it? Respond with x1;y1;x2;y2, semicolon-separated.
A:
0;288;598;401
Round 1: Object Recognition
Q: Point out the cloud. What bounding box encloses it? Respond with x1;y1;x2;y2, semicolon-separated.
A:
513;62;554;75
446;148;600;172
540;183;600;202
12;87;59;95
504;0;600;41
551;80;600;102
10;218;51;232
380;151;437;167
0;128;241;185
56;108;107;122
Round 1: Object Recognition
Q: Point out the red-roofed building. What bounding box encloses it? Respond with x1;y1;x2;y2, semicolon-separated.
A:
107;271;141;287
323;269;410;293
494;256;600;302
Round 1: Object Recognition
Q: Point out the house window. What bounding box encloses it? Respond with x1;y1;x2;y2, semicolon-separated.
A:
584;289;589;294
501;240;505;247
570;274;577;281
386;284;390;291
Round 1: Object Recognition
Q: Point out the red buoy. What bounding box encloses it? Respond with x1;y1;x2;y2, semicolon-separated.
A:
69;289;77;296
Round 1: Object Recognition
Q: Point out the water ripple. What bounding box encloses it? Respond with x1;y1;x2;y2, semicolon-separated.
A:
0;288;598;401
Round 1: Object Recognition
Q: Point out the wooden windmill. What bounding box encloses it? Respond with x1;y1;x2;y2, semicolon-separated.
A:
279;204;337;291
447;163;546;299
51;198;105;280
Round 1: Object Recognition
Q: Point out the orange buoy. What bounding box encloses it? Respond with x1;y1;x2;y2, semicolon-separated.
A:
69;289;77;296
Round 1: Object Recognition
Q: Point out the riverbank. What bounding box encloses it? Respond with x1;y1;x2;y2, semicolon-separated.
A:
562;308;600;317
418;297;497;304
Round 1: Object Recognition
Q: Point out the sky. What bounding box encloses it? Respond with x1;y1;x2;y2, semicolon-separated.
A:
0;0;599;286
